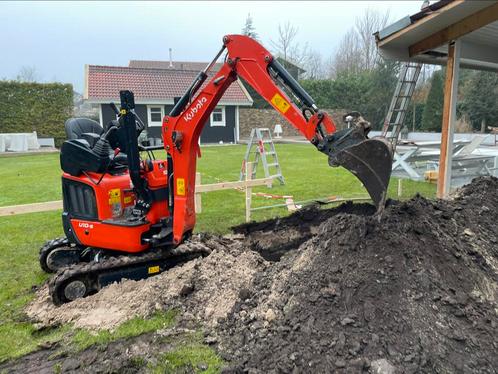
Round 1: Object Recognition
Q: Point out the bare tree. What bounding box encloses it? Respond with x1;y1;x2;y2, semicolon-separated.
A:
16;66;39;82
270;22;298;62
328;29;363;77
329;9;390;76
355;9;390;70
270;22;310;66
303;49;326;79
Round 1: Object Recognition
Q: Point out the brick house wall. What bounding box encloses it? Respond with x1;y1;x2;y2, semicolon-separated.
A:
239;108;350;139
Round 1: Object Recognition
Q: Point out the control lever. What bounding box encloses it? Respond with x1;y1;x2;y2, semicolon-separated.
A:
110;101;145;132
131;109;146;131
110;102;120;116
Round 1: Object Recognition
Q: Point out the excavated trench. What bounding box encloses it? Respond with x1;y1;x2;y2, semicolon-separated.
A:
2;177;497;373
235;201;377;262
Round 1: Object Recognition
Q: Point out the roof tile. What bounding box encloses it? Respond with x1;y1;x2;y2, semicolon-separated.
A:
86;65;252;104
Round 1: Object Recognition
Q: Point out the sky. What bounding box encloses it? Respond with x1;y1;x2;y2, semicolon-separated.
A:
1;1;422;93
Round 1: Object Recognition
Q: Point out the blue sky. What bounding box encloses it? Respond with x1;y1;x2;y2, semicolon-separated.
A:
1;1;420;92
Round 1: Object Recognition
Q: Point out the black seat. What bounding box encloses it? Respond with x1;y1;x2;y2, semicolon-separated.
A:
61;118;128;176
64;118;103;140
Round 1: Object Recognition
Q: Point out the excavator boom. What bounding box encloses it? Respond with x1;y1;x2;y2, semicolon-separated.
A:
163;34;393;243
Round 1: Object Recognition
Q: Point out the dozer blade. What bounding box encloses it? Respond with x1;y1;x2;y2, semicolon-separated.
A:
329;136;393;212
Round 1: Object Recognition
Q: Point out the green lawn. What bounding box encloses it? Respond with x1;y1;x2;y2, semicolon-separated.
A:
0;144;436;231
0;153;63;206
0;144;436;365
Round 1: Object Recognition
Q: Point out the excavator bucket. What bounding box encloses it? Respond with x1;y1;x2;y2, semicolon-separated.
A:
321;113;393;212
329;136;393;212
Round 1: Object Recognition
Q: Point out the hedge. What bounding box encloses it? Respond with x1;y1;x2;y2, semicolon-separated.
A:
0;81;73;146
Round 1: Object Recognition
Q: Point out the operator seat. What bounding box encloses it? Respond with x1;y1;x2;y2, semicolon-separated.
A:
65;118;103;140
65;118;104;148
61;118;128;176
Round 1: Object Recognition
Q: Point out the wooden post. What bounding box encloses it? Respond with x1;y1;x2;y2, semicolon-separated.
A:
245;162;253;223
0;200;62;217
194;172;201;213
397;179;403;198
437;40;461;199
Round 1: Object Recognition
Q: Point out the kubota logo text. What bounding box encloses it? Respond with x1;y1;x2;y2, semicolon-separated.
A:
183;97;208;122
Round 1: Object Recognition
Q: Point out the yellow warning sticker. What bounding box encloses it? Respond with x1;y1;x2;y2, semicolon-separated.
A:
108;189;121;205
177;178;186;196
148;265;160;274
271;93;290;114
123;196;133;204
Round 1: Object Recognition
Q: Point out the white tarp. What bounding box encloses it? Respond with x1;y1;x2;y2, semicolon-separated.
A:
0;132;40;152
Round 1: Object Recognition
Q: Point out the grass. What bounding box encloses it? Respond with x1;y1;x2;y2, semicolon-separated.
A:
151;333;224;374
0;153;62;206
71;310;177;351
0;144;436;365
0;211;64;361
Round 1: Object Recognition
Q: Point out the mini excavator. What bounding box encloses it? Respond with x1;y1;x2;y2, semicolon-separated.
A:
41;35;393;304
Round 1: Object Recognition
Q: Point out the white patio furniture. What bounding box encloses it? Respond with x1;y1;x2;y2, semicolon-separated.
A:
0;132;40;152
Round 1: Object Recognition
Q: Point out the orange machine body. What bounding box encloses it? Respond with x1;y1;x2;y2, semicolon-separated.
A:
62;160;170;253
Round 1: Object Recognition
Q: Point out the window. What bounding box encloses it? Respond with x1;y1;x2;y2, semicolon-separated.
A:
210;106;226;127
147;106;165;127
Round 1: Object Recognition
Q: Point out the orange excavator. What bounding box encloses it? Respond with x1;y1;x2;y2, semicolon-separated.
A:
41;35;393;304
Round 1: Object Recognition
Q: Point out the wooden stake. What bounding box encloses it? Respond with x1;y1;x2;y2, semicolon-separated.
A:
195;177;273;192
397;179;403;198
245;162;253;223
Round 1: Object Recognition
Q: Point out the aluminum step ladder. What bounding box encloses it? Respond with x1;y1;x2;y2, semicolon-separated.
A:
239;128;285;184
382;62;422;151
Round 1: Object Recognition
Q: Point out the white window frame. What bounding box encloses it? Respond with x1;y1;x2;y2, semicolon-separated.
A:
147;105;165;127
210;106;226;127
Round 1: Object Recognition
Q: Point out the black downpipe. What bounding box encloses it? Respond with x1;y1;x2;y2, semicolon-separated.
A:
169;72;208;117
269;59;316;109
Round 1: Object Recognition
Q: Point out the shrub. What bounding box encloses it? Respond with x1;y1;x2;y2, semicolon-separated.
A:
0;81;73;146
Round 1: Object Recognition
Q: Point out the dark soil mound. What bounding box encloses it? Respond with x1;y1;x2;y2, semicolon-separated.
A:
217;177;498;373
234;202;376;261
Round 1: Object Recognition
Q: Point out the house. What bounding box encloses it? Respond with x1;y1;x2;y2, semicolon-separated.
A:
275;56;306;80
83;61;253;144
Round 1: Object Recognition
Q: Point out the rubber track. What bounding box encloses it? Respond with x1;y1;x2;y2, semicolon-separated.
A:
48;240;213;305
39;237;70;273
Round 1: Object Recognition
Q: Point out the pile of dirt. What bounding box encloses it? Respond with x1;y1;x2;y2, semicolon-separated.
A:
27;235;266;330
21;177;498;373
215;176;498;373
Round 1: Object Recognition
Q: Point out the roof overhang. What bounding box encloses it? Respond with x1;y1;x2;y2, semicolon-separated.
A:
376;0;498;72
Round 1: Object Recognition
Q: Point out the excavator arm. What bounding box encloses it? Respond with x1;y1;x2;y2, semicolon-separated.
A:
162;34;393;244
